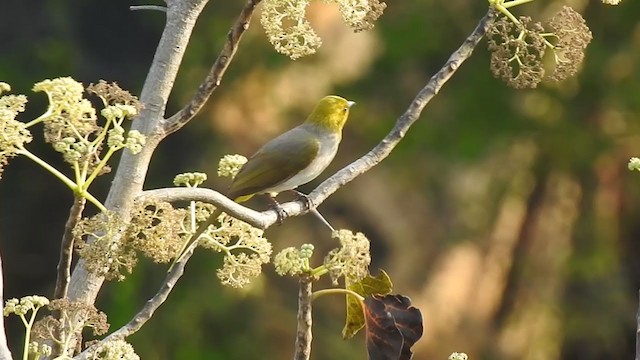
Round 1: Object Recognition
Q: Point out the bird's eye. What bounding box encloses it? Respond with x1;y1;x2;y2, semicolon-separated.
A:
343;107;348;112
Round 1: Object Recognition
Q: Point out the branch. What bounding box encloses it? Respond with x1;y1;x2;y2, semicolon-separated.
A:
0;252;13;360
293;275;313;360
63;1;262;354
138;188;333;231
129;5;167;12
67;0;210;306
162;0;263;135
68;8;494;359
54;196;86;300
308;9;497;205
138;9;498;231
73;243;199;360
137;187;279;229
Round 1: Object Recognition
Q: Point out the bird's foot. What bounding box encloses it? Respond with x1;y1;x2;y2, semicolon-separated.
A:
291;190;313;211
290;190;334;231
267;196;288;225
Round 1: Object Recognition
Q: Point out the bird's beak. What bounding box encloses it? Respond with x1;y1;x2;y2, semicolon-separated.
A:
347;101;356;108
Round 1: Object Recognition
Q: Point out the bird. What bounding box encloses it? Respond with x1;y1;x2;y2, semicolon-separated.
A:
228;95;355;212
172;95;354;264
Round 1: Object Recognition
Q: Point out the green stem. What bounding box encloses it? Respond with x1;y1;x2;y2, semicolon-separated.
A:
309;265;328;278
18;314;30;360
22;308;40;360
503;0;535;8
172;199;197;267
24;93;53;128
539;34;556;49
82;191;107;212
22;322;29;360
492;2;520;25
18;149;78;190
82;146;119;190
73;161;82;186
60;331;73;359
63;120;87;143
17;149;107;212
225;243;262;254
90;115;113;148
312;288;365;302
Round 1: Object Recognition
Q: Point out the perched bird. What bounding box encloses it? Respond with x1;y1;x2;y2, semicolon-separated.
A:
173;96;353;263
228;95;355;208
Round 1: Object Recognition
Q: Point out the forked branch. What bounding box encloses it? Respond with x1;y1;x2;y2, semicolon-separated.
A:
71;8;497;358
54;196;86;299
139;9;498;230
308;9;497;205
73;242;199;360
163;0;263;135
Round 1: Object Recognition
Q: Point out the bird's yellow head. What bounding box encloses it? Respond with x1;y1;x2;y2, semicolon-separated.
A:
305;95;355;133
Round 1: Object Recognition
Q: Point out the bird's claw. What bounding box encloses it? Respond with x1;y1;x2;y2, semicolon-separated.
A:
274;205;288;225
292;190;313;211
268;191;313;225
267;196;288;225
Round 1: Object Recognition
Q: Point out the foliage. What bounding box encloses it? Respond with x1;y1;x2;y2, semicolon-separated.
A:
0;0;635;359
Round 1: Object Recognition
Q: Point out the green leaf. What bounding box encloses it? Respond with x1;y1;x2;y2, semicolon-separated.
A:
342;270;393;339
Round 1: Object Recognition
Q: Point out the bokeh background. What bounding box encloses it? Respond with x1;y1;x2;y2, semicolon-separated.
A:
1;0;640;359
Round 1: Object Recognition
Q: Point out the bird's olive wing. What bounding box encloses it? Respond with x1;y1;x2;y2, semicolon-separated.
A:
228;132;320;200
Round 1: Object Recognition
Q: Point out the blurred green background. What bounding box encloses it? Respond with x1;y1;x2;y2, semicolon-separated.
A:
1;0;640;359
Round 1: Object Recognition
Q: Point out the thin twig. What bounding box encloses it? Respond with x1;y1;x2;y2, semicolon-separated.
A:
310;209;335;232
54;196;86;300
72;11;496;358
307;9;497;205
162;0;262;135
171;208;221;269
72;242;199;360
293;275;313;360
138;187;273;228
129;5;167;12
137;9;498;231
64;0;211;355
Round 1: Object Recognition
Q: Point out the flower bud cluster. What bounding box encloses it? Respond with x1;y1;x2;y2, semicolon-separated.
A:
102;104;145;156
0;86;31;179
33;77;99;144
30;299;109;355
217;154;248;179
324;230;371;285
199;213;272;288
487;6;592;88
92;340;140;360
261;0;386;59
87;80;142;113
127;201;187;263
274;244;314;276
448;353;469;360
74;212;137;281
3;296;49;317
174;172;208;187
29;342;52;358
